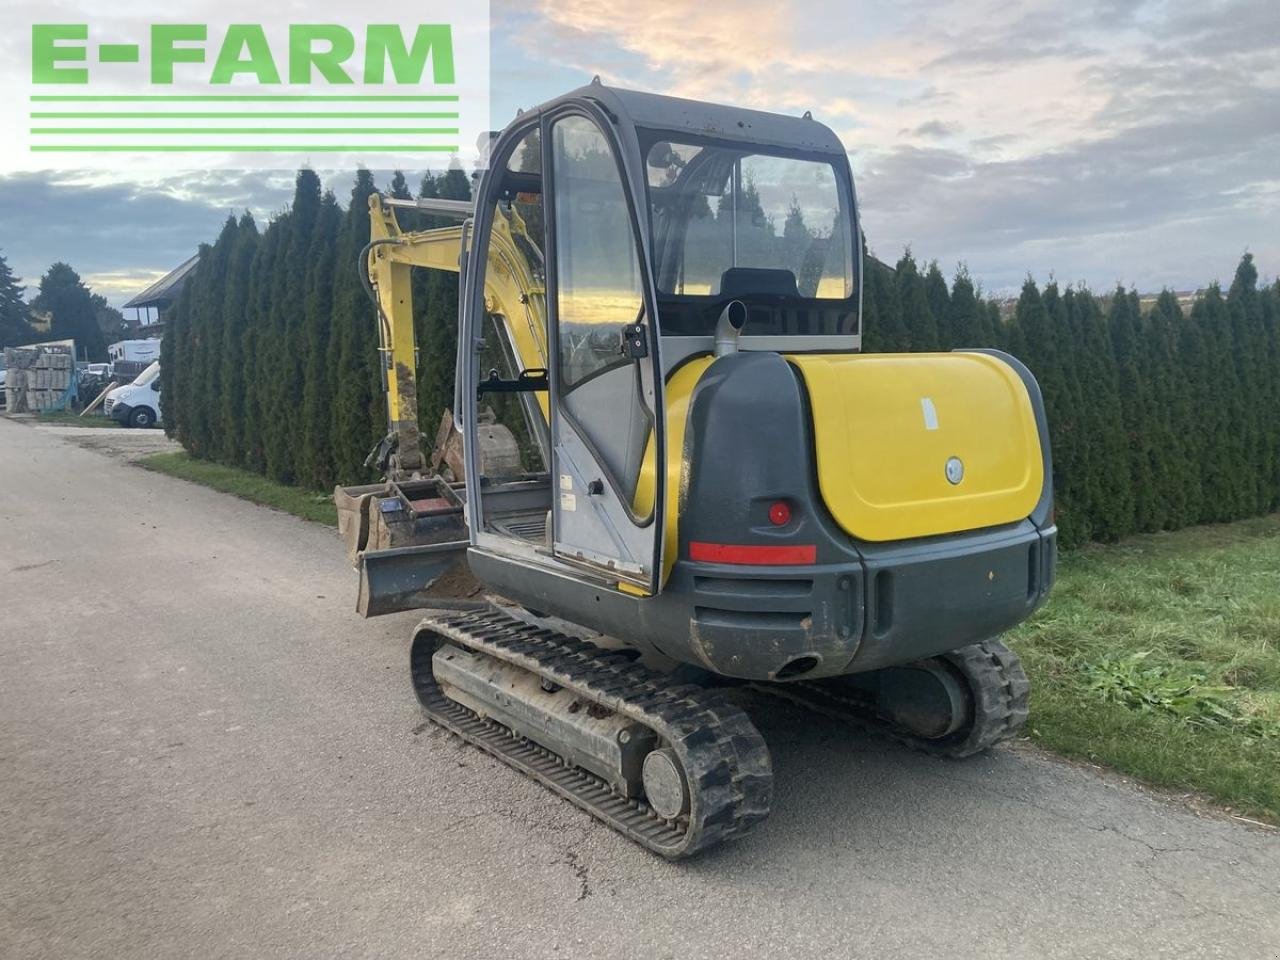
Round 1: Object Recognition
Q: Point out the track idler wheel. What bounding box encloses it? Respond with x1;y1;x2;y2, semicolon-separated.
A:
874;662;973;741
872;639;1030;757
768;638;1030;759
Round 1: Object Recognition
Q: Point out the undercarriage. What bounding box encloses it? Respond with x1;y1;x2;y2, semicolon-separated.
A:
411;606;1029;859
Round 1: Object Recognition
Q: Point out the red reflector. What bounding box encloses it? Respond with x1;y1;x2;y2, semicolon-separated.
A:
689;541;817;565
768;501;792;526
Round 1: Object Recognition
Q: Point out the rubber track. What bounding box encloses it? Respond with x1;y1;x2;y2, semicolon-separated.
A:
410;610;772;859
767;639;1030;759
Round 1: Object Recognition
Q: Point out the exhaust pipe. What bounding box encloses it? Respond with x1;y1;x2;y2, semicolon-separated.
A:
714;300;748;357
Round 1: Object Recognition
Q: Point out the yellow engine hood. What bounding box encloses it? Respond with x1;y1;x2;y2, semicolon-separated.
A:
791;352;1044;542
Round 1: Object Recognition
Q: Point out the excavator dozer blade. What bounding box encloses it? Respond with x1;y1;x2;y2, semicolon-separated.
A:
357;542;478;617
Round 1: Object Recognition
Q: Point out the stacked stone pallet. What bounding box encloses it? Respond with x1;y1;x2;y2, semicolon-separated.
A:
3;345;74;412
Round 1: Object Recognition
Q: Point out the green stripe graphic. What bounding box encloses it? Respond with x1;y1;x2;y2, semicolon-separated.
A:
27;94;465;155
31;112;459;119
31;144;460;152
32;128;460;135
30;94;459;102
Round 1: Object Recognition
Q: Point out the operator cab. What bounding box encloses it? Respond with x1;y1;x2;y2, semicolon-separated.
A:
458;82;863;596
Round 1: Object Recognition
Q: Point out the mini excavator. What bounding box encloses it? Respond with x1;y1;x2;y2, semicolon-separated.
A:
334;81;1056;858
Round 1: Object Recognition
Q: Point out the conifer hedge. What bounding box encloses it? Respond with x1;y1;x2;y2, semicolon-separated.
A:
163;168;1280;548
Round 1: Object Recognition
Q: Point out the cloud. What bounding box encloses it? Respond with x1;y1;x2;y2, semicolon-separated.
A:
502;0;1278;291
925;41;1098;72
901;120;961;139
0;172;232;303
83;268;173;299
0;166;456;305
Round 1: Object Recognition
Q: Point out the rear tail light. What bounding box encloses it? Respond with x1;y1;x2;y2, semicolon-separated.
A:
689;542;816;565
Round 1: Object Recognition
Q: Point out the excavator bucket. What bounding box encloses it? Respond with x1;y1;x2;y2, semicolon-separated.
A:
333;476;480;617
333;483;380;563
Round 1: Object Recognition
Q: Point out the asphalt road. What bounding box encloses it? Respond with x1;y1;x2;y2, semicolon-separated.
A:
3;416;1279;960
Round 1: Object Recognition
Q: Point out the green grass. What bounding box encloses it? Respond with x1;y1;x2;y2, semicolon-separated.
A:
1008;516;1280;822
35;410;124;428
139;452;338;525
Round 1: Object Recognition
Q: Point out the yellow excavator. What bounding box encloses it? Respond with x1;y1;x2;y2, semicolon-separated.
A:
335;80;1056;858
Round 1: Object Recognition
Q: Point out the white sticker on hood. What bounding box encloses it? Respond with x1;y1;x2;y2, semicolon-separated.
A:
920;397;939;431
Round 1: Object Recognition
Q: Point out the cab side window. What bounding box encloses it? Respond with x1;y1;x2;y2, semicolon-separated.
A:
550;115;643;391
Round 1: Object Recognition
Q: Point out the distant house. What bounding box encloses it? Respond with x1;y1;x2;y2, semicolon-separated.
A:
1137;290;1203;313
122;254;199;337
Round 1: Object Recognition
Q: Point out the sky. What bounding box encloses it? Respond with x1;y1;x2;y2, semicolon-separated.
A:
1;0;1277;306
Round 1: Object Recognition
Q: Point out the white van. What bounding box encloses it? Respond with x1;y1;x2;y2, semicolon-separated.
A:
104;361;163;428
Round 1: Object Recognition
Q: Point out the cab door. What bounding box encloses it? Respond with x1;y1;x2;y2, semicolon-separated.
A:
544;110;665;594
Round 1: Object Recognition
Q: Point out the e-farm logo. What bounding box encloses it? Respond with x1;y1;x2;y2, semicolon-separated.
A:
32;24;456;88
6;3;490;171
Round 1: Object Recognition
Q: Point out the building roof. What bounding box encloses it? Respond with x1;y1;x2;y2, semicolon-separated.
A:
122;254;200;310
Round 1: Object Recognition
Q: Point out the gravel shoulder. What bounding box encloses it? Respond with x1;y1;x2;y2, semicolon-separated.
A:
6;414;181;462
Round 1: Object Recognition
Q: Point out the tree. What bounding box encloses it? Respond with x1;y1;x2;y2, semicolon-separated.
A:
859;251;882;347
1227;253;1272;514
924;261;951;349
895;250;939;351
1006;279;1089;542
1192;284;1247;521
985;300;1006;351
863;253;906;351
88;294;127;343
1108;287;1160;531
185;215;239;457
1050;287;1089;542
170;242;202;449
218;213;260;465
1264;279;1280;508
329;169;383;483
1040;282;1089;545
1075;290;1133;539
262;169;322;484
298;192;343;488
31;262;106;360
947;267;995;348
0;251;35;348
1137;290;1189;528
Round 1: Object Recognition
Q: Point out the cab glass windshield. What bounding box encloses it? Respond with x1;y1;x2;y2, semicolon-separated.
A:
644;138;854;301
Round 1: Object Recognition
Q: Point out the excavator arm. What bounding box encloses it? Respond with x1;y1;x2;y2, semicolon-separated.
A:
363;193;549;482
